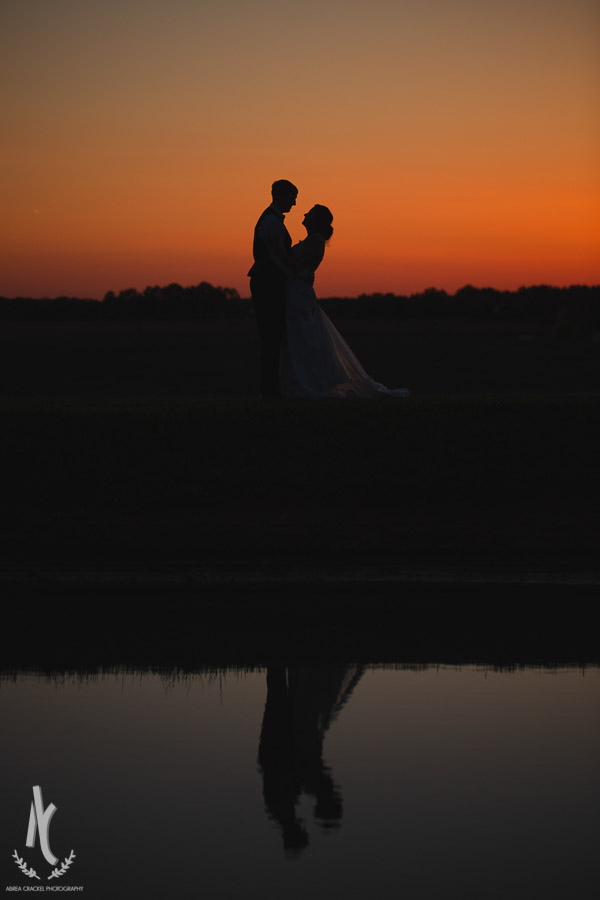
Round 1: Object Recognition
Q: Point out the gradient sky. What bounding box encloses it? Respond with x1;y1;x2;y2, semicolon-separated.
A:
1;0;598;298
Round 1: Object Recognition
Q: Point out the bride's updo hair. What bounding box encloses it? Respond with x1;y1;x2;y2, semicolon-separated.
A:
312;205;334;241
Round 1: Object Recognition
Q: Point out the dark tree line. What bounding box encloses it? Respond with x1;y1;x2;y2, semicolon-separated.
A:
0;282;244;322
1;282;598;333
321;284;599;333
102;282;245;319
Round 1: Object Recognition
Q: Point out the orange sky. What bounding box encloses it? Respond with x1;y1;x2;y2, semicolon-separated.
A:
1;0;598;299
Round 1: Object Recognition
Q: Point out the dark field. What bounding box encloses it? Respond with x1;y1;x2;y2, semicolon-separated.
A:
1;317;599;580
1;317;599;398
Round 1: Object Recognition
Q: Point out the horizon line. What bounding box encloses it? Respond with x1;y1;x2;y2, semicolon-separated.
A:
2;282;599;303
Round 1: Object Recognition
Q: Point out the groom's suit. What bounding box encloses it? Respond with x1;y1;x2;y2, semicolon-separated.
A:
248;205;293;397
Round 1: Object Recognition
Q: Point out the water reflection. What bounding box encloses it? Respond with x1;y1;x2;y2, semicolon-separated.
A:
1;664;598;899
258;665;364;855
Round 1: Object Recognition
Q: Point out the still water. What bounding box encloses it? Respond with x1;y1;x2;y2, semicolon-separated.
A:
1;665;598;899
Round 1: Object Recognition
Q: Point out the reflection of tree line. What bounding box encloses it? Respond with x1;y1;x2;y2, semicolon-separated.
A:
1;283;598;331
258;665;364;857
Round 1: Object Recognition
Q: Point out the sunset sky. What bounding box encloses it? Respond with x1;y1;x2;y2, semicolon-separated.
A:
2;0;598;299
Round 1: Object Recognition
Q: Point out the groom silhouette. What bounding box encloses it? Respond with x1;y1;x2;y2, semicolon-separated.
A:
248;179;298;398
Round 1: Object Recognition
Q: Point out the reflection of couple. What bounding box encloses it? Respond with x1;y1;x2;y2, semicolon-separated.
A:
248;179;410;399
258;664;364;857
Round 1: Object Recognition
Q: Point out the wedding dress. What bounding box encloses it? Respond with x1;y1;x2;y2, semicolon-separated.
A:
280;240;410;399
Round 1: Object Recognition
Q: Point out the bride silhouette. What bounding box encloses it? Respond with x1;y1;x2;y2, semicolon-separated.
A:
281;205;409;399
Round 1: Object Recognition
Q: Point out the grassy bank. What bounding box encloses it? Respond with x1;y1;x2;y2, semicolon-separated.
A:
2;395;598;565
3;583;598;671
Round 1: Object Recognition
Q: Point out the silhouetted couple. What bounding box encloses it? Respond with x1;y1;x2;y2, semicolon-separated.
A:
248;179;409;399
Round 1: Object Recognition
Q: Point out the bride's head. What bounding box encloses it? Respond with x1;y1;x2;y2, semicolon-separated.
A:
303;205;334;241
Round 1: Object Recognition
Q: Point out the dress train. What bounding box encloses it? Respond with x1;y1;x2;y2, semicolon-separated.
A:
281;270;409;400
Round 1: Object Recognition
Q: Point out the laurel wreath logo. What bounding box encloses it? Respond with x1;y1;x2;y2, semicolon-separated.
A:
13;848;76;881
48;850;76;880
12;850;39;880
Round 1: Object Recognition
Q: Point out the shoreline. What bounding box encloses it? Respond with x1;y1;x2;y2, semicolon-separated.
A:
2;556;600;588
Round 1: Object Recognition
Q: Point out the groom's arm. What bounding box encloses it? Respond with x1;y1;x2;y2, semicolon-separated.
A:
260;219;303;275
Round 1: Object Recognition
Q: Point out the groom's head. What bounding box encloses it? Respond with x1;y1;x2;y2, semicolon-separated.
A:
272;179;298;213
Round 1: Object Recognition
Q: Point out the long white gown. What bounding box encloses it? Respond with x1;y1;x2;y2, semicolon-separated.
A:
280;240;410;399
